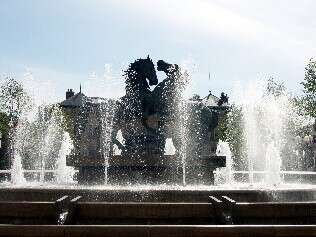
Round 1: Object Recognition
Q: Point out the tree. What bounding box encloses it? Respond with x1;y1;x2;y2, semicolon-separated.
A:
224;105;247;171
190;94;201;101
0;112;10;169
0;77;32;168
265;77;286;97
301;58;316;117
0;77;32;124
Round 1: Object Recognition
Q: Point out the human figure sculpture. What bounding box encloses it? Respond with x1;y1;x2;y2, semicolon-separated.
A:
218;92;229;106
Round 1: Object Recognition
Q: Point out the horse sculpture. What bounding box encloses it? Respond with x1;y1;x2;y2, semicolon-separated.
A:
111;56;226;161
112;57;188;157
112;56;163;157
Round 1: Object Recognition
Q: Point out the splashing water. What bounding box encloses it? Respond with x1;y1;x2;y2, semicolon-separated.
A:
9;102;68;184
2;64;315;189
99;99;116;184
265;141;282;185
39;106;64;183
56;132;75;184
164;138;176;155
113;130;124;156
178;100;189;186
228;80;314;186
216;140;233;185
243;88;288;184
10;120;26;185
175;66;190;186
11;153;25;185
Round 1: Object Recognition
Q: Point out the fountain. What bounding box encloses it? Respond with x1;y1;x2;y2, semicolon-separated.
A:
62;58;226;185
228;80;316;186
0;58;315;236
56;132;75;184
11;153;25;185
216;140;233;185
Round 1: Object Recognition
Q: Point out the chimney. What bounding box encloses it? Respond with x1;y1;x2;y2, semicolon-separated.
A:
66;89;75;99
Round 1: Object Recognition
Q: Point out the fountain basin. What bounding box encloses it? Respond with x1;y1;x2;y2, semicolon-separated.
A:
67;154;226;185
0;187;315;230
0;186;315;202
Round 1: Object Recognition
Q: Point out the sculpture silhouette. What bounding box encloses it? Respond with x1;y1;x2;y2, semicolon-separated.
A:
218;92;229;106
152;60;188;154
112;57;163;156
112;57;225;161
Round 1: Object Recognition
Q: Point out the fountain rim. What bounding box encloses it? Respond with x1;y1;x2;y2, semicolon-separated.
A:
0;185;315;192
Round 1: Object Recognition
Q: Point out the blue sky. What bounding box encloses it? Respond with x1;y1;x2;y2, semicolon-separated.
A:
1;0;316;103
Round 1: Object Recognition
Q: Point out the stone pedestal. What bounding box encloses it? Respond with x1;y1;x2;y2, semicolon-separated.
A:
67;154;225;185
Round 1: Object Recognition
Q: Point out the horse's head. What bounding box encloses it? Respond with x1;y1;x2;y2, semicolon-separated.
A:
127;56;158;88
141;56;158;86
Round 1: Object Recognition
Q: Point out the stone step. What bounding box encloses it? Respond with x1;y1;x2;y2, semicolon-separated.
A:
0;225;315;237
0;198;315;225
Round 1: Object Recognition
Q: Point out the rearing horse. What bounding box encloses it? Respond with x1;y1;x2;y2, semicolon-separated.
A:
111;57;159;155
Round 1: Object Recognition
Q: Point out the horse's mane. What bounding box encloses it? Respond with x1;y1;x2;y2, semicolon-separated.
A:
124;58;153;76
124;58;141;76
124;58;153;91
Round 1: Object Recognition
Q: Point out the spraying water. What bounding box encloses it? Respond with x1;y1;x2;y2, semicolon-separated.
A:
2;64;316;188
56;132;75;184
10;120;26;185
164;138;176;155
39;106;64;183
178;100;189;186
99;99;116;185
227;79;313;186
265;141;282;185
175;66;190;186
113;130;124;156
11;153;25;185
216;140;233;185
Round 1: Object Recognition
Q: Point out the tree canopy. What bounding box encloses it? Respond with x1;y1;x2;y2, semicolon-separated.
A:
301;58;316;117
0;77;32;124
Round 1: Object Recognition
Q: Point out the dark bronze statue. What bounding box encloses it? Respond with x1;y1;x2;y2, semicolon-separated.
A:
111;57;226;159
112;56;163;156
112;57;188;157
218;92;229;106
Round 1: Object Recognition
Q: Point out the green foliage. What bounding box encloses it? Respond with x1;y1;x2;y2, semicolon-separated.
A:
214;111;229;142
0;77;32;123
225;105;247;170
301;58;316;117
265;77;286;97
0;112;9;134
0;77;32;169
61;107;77;140
190;94;201;101
0;112;10;169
